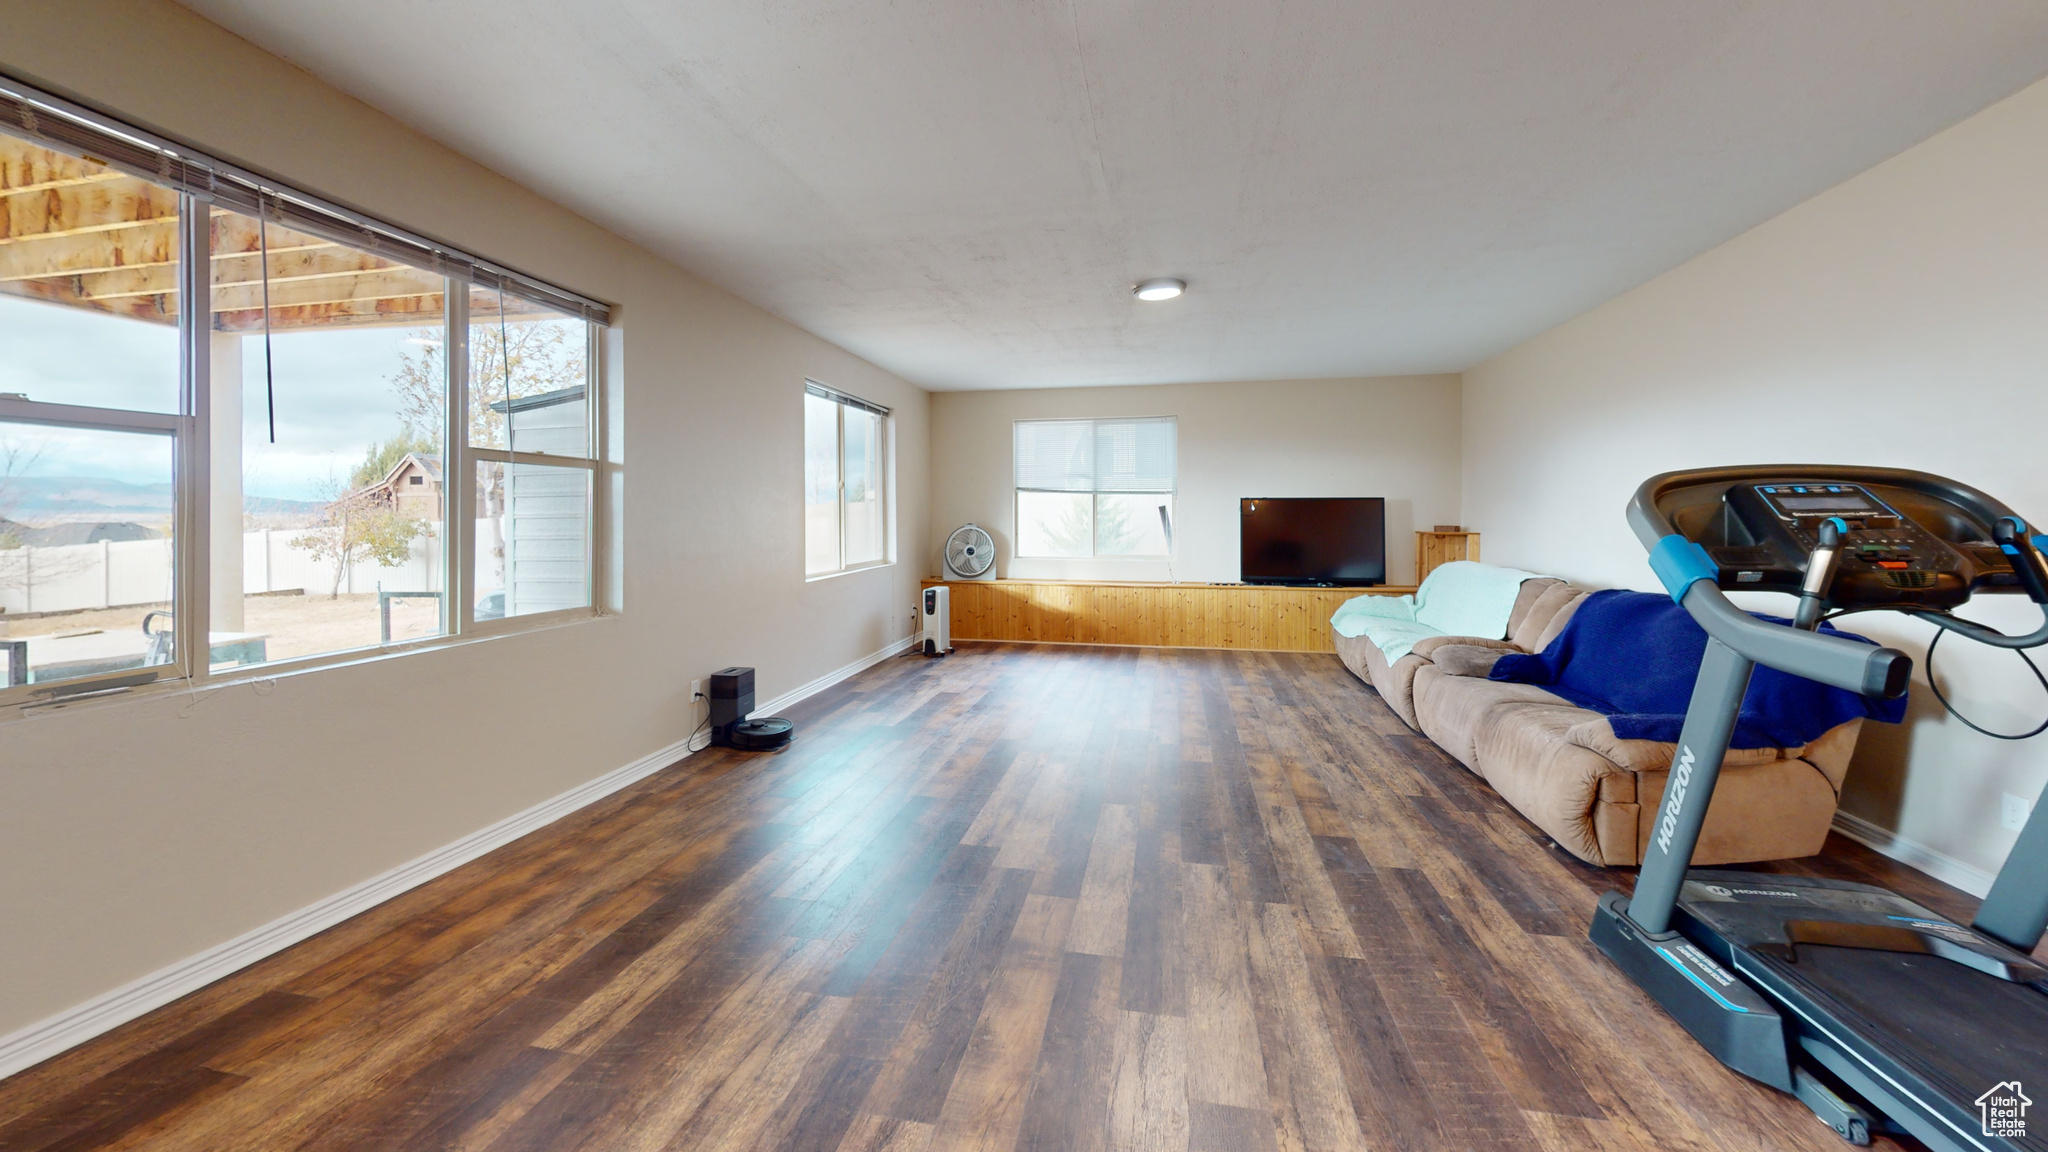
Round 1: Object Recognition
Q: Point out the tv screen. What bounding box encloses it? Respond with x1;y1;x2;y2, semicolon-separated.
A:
1240;497;1386;586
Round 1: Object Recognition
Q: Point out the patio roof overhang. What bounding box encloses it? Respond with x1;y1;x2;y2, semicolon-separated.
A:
0;134;538;331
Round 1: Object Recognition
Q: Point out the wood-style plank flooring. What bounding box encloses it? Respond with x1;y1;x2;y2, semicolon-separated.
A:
0;641;1986;1151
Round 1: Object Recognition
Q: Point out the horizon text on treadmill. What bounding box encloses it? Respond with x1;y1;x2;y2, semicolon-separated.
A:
1655;744;1697;855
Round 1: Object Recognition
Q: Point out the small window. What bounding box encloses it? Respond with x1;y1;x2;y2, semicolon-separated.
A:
1014;417;1176;558
805;382;891;577
470;285;597;622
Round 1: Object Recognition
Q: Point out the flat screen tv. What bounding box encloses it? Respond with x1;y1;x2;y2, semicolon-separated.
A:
1240;497;1386;586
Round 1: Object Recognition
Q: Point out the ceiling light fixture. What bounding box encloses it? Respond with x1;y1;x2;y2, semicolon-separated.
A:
1133;277;1185;302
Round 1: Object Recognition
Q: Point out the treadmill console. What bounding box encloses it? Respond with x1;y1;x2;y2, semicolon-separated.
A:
1745;483;1901;528
1646;469;2029;611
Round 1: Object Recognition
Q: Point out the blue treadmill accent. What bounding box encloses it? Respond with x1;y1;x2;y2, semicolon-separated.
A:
1648;534;1720;604
1656;946;1751;1013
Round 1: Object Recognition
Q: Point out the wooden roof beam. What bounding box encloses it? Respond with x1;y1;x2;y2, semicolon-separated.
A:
0;230;344;285
0;170;126;199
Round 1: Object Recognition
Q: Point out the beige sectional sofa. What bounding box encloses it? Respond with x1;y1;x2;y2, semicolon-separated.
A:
1335;577;1860;867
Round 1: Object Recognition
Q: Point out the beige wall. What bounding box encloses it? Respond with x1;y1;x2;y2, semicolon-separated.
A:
930;376;1462;586
1464;76;2048;883
0;1;927;1038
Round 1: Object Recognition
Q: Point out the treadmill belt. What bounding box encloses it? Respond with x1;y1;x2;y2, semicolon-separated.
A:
1759;944;2048;1150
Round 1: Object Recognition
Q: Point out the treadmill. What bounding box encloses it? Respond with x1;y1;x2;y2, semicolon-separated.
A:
1591;466;2048;1151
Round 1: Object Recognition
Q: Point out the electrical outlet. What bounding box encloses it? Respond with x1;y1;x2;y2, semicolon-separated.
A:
690;678;706;701
2002;792;2034;833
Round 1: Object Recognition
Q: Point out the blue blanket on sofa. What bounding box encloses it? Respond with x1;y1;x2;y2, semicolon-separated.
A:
1488;589;1907;748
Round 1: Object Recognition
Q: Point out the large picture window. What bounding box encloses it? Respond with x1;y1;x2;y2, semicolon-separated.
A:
0;76;610;704
1014;417;1176;558
804;382;890;578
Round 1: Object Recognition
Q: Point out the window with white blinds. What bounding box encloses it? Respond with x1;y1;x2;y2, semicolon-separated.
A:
1013;418;1176;558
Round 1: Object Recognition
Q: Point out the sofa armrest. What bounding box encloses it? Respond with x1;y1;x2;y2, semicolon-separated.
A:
1799;718;1864;793
1430;644;1510;678
1561;718;1798;774
1410;634;1516;660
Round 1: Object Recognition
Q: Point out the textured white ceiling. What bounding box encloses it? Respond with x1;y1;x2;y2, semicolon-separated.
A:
180;1;2048;391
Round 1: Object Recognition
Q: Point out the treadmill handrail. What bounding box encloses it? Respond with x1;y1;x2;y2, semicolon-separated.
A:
1679;585;1910;700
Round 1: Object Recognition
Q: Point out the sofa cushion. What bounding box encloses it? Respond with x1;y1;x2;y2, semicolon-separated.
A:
1468;699;1627;860
1411;665;1576;773
1511;581;1587;652
1430;644;1510;678
1800;717;1863;793
1559;719;1787;774
1503;578;1564;645
1529;590;1588;653
1636;756;1842;865
1334;632;1424;730
1410;634;1516;659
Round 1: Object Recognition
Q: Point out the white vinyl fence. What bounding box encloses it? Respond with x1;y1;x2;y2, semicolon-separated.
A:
0;521;468;615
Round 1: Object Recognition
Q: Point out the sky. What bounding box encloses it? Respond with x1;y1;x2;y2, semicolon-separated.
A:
0;293;434;502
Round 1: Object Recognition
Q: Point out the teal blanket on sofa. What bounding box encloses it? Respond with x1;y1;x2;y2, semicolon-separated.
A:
1329;561;1542;662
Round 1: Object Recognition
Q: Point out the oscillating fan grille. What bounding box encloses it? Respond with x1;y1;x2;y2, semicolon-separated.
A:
946;525;994;578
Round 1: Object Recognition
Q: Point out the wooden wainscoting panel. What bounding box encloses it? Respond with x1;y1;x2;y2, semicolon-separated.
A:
922;580;1413;653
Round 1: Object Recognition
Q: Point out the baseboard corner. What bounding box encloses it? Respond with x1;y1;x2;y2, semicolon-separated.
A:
1830;810;1996;899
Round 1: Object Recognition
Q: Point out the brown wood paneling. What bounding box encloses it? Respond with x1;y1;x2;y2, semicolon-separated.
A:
921;579;1415;653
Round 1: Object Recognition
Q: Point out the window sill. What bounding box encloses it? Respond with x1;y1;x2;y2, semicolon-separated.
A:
806;561;895;583
1;607;608;722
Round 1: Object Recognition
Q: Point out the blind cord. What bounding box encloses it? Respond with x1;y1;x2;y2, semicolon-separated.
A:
257;194;277;444
498;285;511;452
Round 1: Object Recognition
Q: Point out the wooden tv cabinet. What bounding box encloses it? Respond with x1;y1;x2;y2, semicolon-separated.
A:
918;578;1414;654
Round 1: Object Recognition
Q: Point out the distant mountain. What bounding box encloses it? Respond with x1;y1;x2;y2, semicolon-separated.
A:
0;476;322;520
0;475;171;518
243;494;328;518
0;518;160;546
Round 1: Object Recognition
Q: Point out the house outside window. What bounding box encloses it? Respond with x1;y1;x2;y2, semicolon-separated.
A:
1013;417;1177;558
804;381;891;578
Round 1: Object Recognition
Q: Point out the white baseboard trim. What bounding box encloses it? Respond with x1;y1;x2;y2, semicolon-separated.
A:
0;634;918;1082
758;634;919;716
1832;810;1996;898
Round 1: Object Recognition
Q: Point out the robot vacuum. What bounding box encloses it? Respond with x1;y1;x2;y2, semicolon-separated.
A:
727;716;794;752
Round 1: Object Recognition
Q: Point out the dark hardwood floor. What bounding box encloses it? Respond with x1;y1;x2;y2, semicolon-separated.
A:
0;641;1985;1151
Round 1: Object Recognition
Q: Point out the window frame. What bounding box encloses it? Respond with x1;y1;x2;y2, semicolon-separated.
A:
457;290;604;638
0;72;613;711
1012;417;1178;560
804;380;892;581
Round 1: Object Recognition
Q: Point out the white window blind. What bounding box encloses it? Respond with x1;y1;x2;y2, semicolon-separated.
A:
0;75;610;324
1014;418;1176;493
